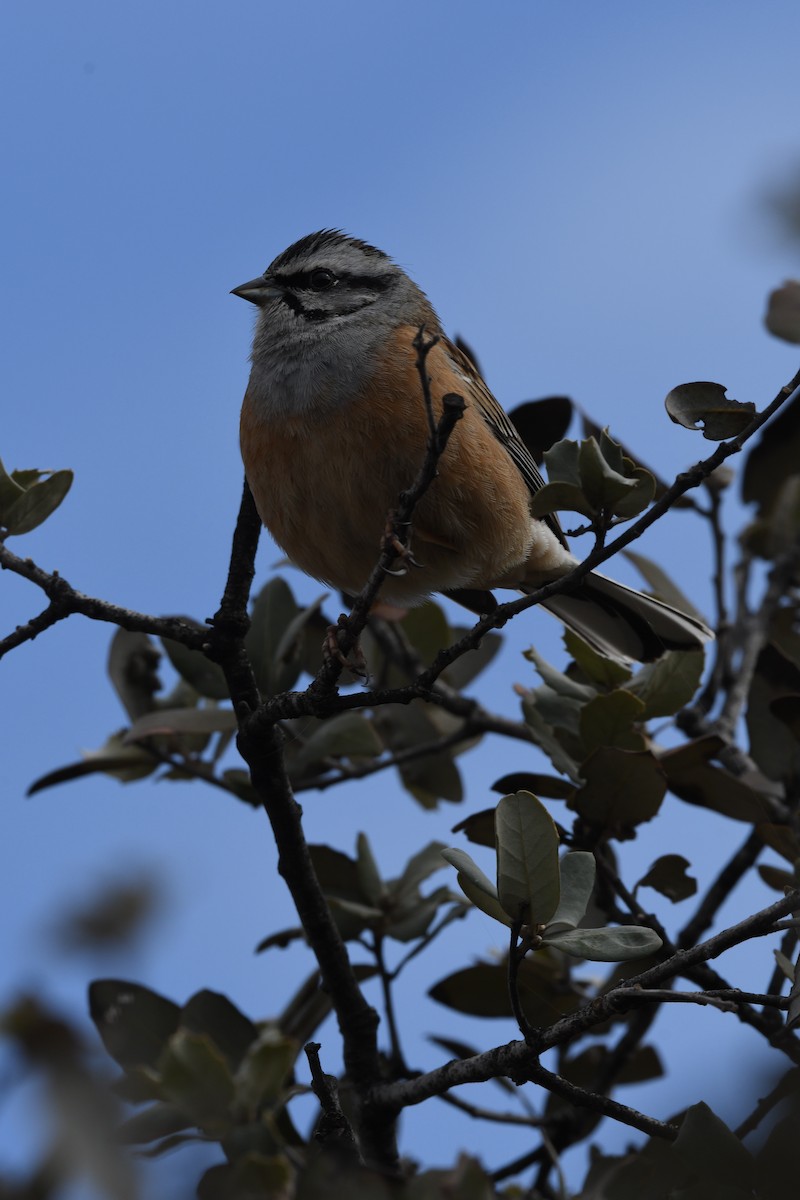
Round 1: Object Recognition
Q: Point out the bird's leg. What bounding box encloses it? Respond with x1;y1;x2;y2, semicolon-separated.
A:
382;516;423;576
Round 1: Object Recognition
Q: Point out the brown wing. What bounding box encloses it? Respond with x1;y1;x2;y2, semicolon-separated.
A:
443;339;568;549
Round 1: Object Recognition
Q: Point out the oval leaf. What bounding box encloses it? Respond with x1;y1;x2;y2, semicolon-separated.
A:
765;280;800;345
3;469;73;535
456;872;512;927
636;854;697;903
665;382;755;441
546;852;596;932
124;707;237;742
544;924;662;961
495;792;560;925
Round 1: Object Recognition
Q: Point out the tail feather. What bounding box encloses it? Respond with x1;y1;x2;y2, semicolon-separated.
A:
537;572;713;663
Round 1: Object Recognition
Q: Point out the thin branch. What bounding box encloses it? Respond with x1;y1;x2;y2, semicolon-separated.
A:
713;534;800;744
525;1060;678;1142
735;1067;800;1140
305;1041;362;1161
678;829;763;949
607;986;787;1013
374;934;408;1076
388;903;469;980
509;921;539;1045
0;599;68;657
370;888;800;1117
307;329;465;698
293;724;487;794
692;478;731;715
0;542;205;654
766;928;798;999
438;1090;545;1128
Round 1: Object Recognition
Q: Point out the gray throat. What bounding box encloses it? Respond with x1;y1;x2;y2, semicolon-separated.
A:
246;314;390;420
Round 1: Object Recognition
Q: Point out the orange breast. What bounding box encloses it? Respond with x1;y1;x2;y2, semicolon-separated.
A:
240;326;535;604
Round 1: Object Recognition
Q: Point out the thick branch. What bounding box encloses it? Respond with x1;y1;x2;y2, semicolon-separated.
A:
206;484;392;1168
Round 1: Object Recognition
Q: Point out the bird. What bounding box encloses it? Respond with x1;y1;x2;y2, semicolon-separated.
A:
232;230;712;663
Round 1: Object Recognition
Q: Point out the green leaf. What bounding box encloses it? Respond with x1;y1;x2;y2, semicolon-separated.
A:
579;690;647;756
441;847;498;899
528;480;595;520
118;1102;193;1146
400;750;463;809
564;629;633;689
429;951;583;1024
637;855;697;903
578;436;641;511
233;1029;298;1116
660;736;774;823
308;844;362;902
375;703;465;807
125;706;237;742
401;601;451;664
495;792;560;925
220;768;261;808
508;395;574;462
746;646;800;784
161;632;230;701
356;832;385;905
524;645;596;701
388;887;457;942
2;468;73;534
571;747;666;829
442;629;503;689
180;991;258;1072
765;279;800;344
544;924;662;961
627;650;705;718
108;629;162;719
89;979;181;1070
454;873;512;926
520;694;582;781
491;773;575;801
0;457;26;514
559;1044;663;1090
158;1029;235;1133
758;864;796;892
742;387;800;515
245;577;304;697
288;712;383;776
451;807;496;848
623;549;707;619
665;382;755;440
27;740;157;795
674;1102;755;1193
543;438;582;485
197;1155;294;1200
391;840;449;901
327;897;384;922
547;853;596;932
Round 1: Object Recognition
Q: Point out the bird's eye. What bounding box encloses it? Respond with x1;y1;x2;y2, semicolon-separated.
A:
308;268;336;291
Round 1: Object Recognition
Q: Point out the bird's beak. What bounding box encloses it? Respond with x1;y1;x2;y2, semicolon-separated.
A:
230;275;279;306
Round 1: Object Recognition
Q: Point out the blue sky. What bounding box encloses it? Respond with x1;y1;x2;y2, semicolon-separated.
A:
3;1;800;1192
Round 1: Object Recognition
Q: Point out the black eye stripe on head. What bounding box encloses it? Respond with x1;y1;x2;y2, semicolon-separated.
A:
279;290;382;322
274;269;394;293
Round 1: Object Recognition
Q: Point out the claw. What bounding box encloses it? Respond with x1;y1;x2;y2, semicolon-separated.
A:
384;520;424;571
324;616;369;681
